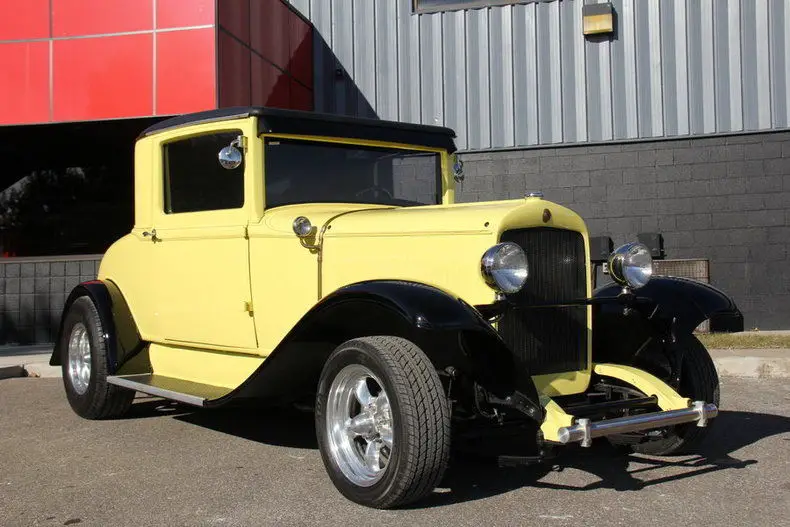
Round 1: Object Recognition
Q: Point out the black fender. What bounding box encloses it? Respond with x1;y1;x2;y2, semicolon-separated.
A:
49;280;143;374
592;276;743;366
209;280;540;415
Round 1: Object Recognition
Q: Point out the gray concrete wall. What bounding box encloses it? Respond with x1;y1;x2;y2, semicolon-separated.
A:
0;256;101;344
457;130;790;330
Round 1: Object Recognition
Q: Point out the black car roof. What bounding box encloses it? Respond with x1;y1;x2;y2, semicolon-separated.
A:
139;106;457;152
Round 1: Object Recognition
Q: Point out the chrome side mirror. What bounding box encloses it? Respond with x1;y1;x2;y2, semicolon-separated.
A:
218;136;245;170
452;155;464;183
292;216;315;238
293;216;319;251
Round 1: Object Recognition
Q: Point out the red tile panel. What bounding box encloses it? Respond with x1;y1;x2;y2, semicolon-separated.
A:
250;0;288;69
156;0;214;29
156;28;216;115
290;79;312;111
288;14;312;88
218;31;250;108
52;0;153;37
251;55;289;108
0;0;49;40
218;0;249;45
0;42;50;124
53;34;153;120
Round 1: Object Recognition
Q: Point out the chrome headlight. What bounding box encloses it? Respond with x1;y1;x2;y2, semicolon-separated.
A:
608;242;653;289
481;242;529;294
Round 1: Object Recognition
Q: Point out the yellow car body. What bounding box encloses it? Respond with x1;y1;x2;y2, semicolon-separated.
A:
52;107;739;508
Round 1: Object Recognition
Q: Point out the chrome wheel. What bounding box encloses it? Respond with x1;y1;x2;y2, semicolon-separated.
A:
326;364;393;487
67;323;91;395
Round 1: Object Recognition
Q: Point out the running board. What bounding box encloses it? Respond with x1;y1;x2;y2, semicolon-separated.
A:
107;374;233;407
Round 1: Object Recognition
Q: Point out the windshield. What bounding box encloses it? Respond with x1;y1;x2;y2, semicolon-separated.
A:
264;138;442;208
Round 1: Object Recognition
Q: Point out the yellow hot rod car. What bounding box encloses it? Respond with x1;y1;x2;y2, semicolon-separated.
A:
51;107;743;509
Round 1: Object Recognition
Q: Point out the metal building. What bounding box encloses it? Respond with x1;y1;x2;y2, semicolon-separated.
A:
287;0;789;150
287;0;790;329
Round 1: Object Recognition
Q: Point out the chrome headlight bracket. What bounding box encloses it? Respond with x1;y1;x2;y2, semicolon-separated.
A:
607;242;653;290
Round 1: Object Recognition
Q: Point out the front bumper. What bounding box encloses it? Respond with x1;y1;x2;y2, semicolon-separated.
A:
556;401;718;447
539;362;717;445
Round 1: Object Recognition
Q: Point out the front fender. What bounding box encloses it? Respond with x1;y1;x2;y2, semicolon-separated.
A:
593;276;743;364
210;280;540;413
596;276;743;333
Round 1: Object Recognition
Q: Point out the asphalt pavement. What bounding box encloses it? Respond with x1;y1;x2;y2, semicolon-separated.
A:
1;376;789;526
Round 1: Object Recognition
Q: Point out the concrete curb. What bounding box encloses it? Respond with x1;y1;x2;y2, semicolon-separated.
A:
0;349;59;379
0;365;26;380
23;362;62;378
0;361;60;379
710;349;790;379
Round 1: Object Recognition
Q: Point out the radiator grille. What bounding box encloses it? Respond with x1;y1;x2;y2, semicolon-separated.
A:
499;228;589;375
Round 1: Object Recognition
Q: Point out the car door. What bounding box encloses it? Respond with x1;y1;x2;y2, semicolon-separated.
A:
143;129;257;351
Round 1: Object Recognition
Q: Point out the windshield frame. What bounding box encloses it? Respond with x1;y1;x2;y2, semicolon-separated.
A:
260;133;448;209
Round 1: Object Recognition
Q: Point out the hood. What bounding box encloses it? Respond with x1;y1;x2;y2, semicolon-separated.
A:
261;197;588;238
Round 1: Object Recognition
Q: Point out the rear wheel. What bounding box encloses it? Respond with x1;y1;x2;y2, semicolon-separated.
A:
61;296;134;419
315;336;450;509
632;335;719;455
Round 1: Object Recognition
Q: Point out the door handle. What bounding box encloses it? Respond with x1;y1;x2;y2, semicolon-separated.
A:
142;229;158;241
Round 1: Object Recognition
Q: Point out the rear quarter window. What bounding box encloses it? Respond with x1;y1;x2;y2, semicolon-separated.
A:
163;131;244;214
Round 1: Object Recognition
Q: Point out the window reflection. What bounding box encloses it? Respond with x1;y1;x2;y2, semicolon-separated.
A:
0;166;133;257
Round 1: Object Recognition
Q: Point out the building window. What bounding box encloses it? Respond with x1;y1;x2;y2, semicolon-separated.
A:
413;0;545;15
163;131;245;214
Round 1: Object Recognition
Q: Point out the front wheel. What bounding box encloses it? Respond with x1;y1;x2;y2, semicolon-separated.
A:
632;335;720;455
315;336;450;509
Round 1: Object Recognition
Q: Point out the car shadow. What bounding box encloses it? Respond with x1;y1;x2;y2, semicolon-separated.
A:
124;401;789;507
118;395;195;420
416;409;786;508
176;405;319;449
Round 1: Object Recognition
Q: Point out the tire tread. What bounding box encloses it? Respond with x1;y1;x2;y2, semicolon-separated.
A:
318;335;450;508
361;336;450;507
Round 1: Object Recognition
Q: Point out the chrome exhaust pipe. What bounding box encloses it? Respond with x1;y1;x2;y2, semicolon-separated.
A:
557;401;718;447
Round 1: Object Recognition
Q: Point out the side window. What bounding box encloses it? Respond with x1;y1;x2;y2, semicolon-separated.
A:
163;131;244;214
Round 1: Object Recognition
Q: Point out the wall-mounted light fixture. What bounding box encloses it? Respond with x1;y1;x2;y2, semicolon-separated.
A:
582;2;615;36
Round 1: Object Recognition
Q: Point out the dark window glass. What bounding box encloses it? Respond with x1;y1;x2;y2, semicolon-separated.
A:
164;132;244;214
0;117;156;257
413;0;540;14
264;139;441;208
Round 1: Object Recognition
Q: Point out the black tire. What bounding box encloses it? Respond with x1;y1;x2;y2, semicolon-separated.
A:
315;336;451;509
631;335;719;456
60;296;134;419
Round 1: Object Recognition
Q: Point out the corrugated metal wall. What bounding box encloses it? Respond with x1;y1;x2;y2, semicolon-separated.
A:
287;0;790;151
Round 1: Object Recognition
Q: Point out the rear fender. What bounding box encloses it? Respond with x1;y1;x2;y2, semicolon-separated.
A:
50;280;143;373
211;280;540;415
